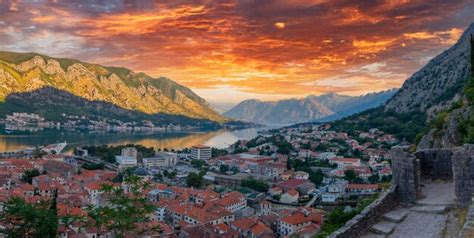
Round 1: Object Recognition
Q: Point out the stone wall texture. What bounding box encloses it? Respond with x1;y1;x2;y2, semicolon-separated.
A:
391;147;421;204
415;148;453;180
391;144;474;207
452;144;474;207
328;186;399;238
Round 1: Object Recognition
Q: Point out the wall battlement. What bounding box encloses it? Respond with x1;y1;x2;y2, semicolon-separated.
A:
391;144;474;207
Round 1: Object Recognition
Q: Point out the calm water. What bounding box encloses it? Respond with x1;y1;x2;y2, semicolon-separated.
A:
0;127;267;152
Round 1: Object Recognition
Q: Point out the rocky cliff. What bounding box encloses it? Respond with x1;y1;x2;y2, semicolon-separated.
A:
385;23;474;119
0;51;226;123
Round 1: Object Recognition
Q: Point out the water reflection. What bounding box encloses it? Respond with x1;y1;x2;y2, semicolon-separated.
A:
0;128;265;152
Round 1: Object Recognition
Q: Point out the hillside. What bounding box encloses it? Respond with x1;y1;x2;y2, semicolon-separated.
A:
332;23;474;145
224;89;397;125
385;24;474;118
0;51;226;123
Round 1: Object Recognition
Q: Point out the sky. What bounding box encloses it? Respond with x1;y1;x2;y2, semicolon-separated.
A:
1;0;474;111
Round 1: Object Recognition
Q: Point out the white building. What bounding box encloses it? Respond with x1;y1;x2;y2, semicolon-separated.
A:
329;158;361;169
293;171;309;180
143;152;177;168
190;145;211;160
321;193;338;203
277;211;319;236
317;152;337;160
115;155;138;170
280;189;299;204
121;147;138;160
153;207;166;221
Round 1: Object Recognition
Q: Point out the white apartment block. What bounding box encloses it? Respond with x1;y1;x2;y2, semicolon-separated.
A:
190;145;211;160
143;152;178;168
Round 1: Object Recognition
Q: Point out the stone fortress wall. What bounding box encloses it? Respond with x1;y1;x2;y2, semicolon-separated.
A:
391;144;474;207
329;144;474;237
328;186;399;238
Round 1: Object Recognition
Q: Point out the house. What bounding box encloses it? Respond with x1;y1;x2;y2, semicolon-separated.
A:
322;180;347;202
346;184;380;195
321;193;338;203
327;180;347;194
42;160;77;178
329;158;361;169
379;167;392;177
317;152;337;160
268;186;283;196
180;224;239;238
280;172;292;181
277;211;322;236
230;218;273;238
280;189;299;204
216;191;247;213
215;173;249;189
293;171;309;180
84;182;103;206
277;179;315;195
256;201;272;216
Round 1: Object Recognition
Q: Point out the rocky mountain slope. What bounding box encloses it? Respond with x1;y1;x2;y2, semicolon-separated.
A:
331;23;474;146
0;51;226;123
417;30;474;149
224;89;397;125
385;23;474;118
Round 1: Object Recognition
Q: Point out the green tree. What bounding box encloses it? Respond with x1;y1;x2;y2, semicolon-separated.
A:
153;172;163;181
86;176;159;238
32;148;47;159
231;166;239;174
309;169;325;186
368;174;380;184
190;159;206;169
211;148;228;158
344;169;363;183
219;164;229;173
241;178;269;192
81;162;105;170
186;172;203;188
168;170;177;179
21;169;41;184
0;197;58;238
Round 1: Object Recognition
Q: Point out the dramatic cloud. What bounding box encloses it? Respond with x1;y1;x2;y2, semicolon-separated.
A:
0;0;473;105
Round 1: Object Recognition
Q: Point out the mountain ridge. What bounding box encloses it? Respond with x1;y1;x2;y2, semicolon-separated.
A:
0;51;226;123
330;22;474;145
224;89;397;125
385;23;474;118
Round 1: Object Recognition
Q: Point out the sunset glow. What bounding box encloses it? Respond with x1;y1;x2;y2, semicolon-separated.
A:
1;0;473;108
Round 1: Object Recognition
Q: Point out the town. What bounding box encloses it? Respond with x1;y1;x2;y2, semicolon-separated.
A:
0;122;397;237
2;112;204;133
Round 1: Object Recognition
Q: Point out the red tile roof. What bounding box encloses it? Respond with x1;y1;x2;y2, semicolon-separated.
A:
277;179;306;188
286;189;299;197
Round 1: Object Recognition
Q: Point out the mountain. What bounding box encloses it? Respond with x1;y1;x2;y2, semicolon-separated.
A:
385;24;473;118
0;51;226;124
223;89;397;125
331;23;474;146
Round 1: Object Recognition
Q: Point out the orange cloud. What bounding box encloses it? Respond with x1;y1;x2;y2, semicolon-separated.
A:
404;28;464;44
0;0;472;104
274;22;286;29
